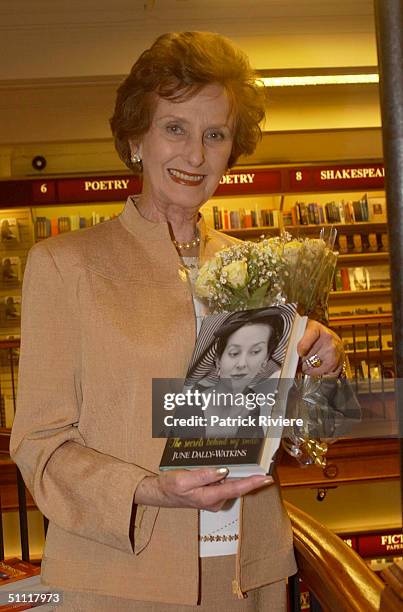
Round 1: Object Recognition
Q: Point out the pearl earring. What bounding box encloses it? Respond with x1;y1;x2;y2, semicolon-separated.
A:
131;152;142;164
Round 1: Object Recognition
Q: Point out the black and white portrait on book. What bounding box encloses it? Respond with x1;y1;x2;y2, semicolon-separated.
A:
171;303;302;438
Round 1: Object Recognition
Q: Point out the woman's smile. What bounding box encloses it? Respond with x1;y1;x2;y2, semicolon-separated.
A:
167;168;206;186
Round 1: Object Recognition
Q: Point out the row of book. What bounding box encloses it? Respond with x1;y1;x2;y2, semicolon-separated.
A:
212;206;280;230
337;232;388;254
353;361;395;381
330;306;389;317
333;266;391;292
35;213;116;240
212;196;386;231
285;195;373;226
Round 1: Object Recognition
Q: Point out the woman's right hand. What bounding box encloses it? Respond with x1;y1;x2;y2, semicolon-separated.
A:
134;468;273;512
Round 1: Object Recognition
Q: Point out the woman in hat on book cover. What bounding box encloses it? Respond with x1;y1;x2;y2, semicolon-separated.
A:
10;32;344;610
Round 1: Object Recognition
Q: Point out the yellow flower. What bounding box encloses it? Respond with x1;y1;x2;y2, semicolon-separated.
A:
195;260;218;298
222;260;248;289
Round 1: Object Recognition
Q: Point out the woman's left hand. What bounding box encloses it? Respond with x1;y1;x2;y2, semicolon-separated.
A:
297;319;344;377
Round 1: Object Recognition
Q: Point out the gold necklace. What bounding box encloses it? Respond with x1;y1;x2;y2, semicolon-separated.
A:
172;235;200;250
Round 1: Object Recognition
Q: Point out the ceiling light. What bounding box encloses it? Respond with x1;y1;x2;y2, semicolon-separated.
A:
256;68;379;87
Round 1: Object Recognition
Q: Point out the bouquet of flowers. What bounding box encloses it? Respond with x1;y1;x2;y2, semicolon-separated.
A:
195;227;337;320
190;223;346;467
194;238;286;313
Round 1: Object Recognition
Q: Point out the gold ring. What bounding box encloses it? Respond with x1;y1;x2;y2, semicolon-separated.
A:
305;353;322;368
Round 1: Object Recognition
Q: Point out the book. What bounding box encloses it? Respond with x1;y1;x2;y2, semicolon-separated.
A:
337;235;349;254
159;304;307;477
229;210;240;229
57;217;71;233
34;217;50;241
368;198;387;222
0;219;20;243
380;233;389;252
0;559;53;610
366;265;391;289
340;268;351;290
1;257;21;283
0;559;40;587
352;234;363;253
333;269;343;291
348;267;370;291
4;296;21;320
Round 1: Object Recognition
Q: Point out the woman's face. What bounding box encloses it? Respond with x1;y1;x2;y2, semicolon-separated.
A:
134;83;235;214
217;323;272;394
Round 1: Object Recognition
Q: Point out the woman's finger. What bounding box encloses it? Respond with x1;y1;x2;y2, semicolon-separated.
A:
198;474;273;508
172;467;230;493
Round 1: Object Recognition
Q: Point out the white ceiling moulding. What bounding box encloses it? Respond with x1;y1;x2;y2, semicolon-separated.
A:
257;66;379;87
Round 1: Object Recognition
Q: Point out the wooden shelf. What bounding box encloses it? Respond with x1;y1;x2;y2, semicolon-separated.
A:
284;222;388;235
345;348;394;360
219;227;279;238
330;288;391;300
219;223;388;240
330;313;393;326
337;252;389;265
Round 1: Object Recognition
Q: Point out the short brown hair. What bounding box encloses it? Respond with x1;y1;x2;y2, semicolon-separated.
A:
110;31;266;171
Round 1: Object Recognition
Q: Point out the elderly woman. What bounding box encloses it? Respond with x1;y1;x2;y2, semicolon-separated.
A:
10;32;343;610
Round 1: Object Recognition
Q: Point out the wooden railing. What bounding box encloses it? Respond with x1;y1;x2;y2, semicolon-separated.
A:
285;501;387;611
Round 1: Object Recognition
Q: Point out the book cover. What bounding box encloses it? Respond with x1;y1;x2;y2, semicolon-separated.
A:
243;210;252;228
1;257;21;283
229;210;240;229
212;206;220;230
348;267;370;291
352;201;363;221
0;559;51;610
58;217;71;233
352;234;363;253
340;268;351;290
366;265;391;289
368;198;387;222
0;559;40;586
337;235;349;254
159;304;307;477
4;296;21;320
50;218;59;237
334;269;343;291
0;219;20;243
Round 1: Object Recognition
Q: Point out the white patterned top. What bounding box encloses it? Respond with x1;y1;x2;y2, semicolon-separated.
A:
182;256;239;557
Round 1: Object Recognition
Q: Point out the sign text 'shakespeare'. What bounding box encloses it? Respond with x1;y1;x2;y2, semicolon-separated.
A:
320;167;385;181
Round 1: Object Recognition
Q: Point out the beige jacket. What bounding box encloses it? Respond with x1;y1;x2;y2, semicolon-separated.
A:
10;198;297;605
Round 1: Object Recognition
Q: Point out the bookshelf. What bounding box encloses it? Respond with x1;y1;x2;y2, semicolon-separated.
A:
0;160;394;384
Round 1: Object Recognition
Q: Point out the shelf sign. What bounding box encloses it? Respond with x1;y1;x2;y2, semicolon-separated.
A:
0;160;385;206
32;180;57;203
340;530;403;557
215;168;282;196
56;176;142;202
290;163;385;192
